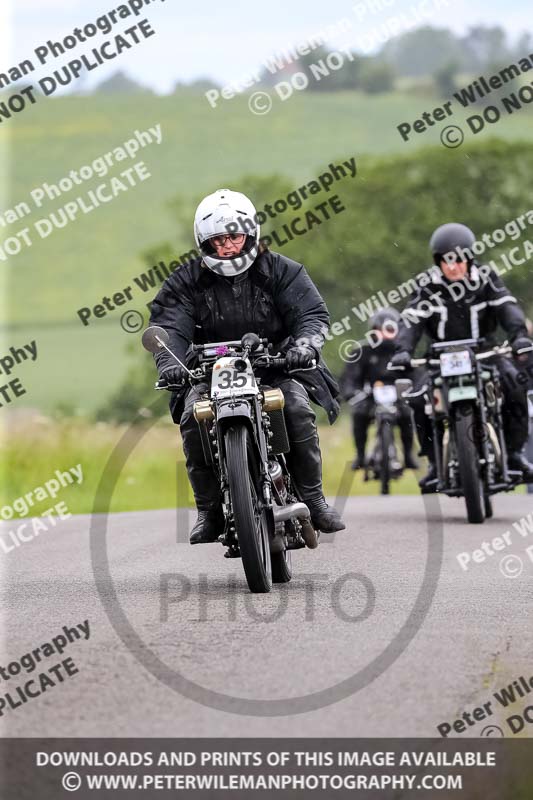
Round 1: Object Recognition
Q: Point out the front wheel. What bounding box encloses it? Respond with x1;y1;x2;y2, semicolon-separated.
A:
454;403;485;524
225;425;272;593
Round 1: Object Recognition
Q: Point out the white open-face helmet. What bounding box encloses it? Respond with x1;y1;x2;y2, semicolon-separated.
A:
193;189;260;277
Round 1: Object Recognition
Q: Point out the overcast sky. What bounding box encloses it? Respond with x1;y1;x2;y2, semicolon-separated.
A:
4;0;531;93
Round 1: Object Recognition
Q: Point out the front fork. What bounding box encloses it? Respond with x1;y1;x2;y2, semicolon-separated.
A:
215;397;275;550
476;369;491;488
431;368;501;491
429;374;486;490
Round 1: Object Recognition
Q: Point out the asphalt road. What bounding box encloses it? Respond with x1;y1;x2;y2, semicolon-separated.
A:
1;493;533;738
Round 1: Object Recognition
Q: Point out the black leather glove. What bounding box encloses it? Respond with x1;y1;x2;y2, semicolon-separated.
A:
512;337;533;358
159;365;185;388
285;345;316;371
388;351;412;371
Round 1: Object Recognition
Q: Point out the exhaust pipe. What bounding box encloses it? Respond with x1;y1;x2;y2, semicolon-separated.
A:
273;502;318;549
273;502;310;523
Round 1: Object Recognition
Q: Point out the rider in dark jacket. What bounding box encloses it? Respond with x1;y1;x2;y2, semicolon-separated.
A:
340;309;417;470
390;223;533;487
149;189;345;542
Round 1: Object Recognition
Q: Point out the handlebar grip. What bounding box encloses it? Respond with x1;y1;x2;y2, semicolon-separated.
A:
476;346;510;361
387;362;407;371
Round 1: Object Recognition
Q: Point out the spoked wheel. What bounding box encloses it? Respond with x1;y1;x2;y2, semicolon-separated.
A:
225;425;272;593
379;421;392;495
455;402;485;524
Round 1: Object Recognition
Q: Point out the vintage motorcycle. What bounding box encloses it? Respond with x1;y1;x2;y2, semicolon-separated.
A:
349;382;404;495
394;338;533;524
142;327;318;593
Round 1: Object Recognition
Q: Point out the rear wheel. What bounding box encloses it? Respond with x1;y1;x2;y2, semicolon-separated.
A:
455;403;485;524
484;493;493;519
379;421;392;495
225;425;272;593
271;547;292;583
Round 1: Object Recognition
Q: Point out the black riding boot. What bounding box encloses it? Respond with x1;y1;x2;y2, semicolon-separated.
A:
413;408;438;490
286;432;346;533
189;508;225;544
508;451;533;482
278;379;346;533
497;355;533;481
419;458;438;492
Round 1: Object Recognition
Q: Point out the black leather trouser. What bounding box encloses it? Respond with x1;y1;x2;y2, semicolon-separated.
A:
179;378;323;511
410;356;530;459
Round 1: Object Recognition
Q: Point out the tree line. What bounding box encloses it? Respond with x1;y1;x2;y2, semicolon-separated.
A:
97;139;533;422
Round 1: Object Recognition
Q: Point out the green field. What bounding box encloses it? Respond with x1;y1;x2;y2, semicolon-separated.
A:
2;88;532;511
2;88;533;413
2;413;423;516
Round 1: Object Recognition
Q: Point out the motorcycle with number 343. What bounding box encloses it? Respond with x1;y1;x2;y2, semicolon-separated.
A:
142;327;319;594
391;337;533;524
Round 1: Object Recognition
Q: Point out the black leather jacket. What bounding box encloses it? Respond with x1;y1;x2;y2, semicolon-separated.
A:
397;264;527;354
149;250;341;424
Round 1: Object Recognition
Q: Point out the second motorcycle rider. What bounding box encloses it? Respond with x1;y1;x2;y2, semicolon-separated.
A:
340;308;418;471
390;222;533;489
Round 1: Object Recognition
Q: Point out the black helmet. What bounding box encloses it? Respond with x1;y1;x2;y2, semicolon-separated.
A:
370;307;401;331
429;223;476;266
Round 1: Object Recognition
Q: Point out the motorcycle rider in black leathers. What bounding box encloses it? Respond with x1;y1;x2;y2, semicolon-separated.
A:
149;189;346;543
389;223;533;489
340;308;418;471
